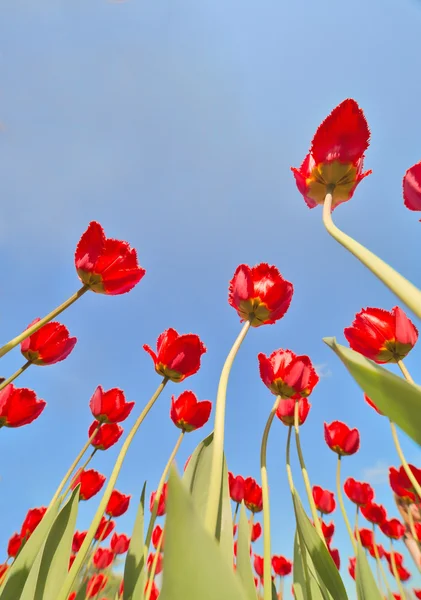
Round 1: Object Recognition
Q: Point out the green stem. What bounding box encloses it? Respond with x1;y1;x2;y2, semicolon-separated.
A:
355;506;361;545
389;420;421;501
0;360;32;391
232;502;240;529
0;285;89;359
336;456;357;554
144;525;164;600
278;576;284;600
372;525;391;596
397;359;415;384
285;426;295;494
390;541;406;598
294;400;325;542
62;449;97;502
57;378;168;600
322;192;421;320
205;321;251;536
406;506;421;572
261;396;281;600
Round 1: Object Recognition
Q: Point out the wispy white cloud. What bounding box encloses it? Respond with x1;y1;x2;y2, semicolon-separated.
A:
362;461;389;485
314;363;332;378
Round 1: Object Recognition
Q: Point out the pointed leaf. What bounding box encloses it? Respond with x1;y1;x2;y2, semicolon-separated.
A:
355;543;383;600
74;580;88;600
123;482;147;600
293;532;329;600
236;503;257;600
324;338;421;445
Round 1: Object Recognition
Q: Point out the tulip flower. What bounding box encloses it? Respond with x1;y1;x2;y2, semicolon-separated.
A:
0;384;46;428
291;98;371;210
244;477;263;513
147;552;163;575
71;469;106;501
253;554;264;579
403;161;421;213
276;397;311;426
344;306;418;364
20;318;77;365
86;573;107;598
93;548;114;570
145;581;160;600
380;518;405;540
389;465;421;503
272;555;292;577
364;393;383;415
110;533;130;554
144;328;206;383
152;525;164;551
90;386;134;423
94;516;115;541
105;490;131;517
344;478;374;506
324;421;360;456
312;486;336;515
348;557;356;580
384;551;404;568
320;520;335;545
67;594;76;600
228;473;245;503
150;483;167;517
88;421;123;451
251;522;262;543
170;391;212;432
360;502;387;526
20;507;47;540
395;566;411;582
367;543;385;559
0;564;8;584
68;555;76;571
329;547;340;570
228;263;293;327
75;221;145;295
72;531;87;553
356;528;374;549
414;590;421;599
7;533;22;557
258;349;319;399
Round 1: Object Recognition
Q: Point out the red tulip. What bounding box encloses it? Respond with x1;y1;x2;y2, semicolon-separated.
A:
144;328;206;383
348;557;356;580
90;386;134;424
110;533;130;555
272;556;292;577
20;507;47;539
403;161;421;213
324;421;360;456
344;478;374;506
367;543;385;559
88;421;123;451
380;518;405;540
276;398;311;426
312;486;336;515
147;552;163;575
106;490;131;517
329;547;340;570
93;548;114;570
251;522;262;543
364;394;383;415
228;263;293;327
320;520;335;545
170;391;212;432
94;517;115;541
389;465;421;503
75;221;145;295
360;502;387;526
150;483;167;517
72;531;87;553
68;555;76;571
344;306;418;364
253;554;264;579
86;573;107;598
244;477;263;513
68;594;76;600
395;566;411;582
384;551;404;568
356;528;374;549
414;522;421;540
0;564;8;584
0;384;46;428
21;319;77;365
152;525;164;551
258;349;319;399
291;99;371;210
7;533;22;557
393;595;402;600
414;590;421;599
71;469;106;501
144;581;160;600
228;473;245;503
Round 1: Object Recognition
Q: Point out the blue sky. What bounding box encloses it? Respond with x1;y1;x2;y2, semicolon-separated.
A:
1;0;421;597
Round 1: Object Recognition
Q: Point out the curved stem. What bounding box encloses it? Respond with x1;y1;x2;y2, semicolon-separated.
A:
390;541;406;598
261;396;281;600
397;359;415;384
336;456;357;554
294;400;325;542
372;525;392;596
57;378;168;600
144;527;164;600
389;420;421;501
205;321;251;536
0;285;89;359
322;192;421;320
0;360;32;391
285;426;295;494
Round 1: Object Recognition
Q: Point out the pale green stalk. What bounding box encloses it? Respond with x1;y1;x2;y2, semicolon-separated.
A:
232;502;240;529
144;526;164;600
371;525;391;596
0;360;32;391
390;541;406;598
390;420;421;501
336;456;357;554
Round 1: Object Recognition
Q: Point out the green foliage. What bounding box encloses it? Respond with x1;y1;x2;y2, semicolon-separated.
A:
236;503;257;600
355;543;383;600
123;482;147;600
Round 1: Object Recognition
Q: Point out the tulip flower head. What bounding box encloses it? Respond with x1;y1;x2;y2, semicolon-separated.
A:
291;99;371;210
348;557;356;580
150;483;168;517
71;469;106;501
72;530;87;553
145;581;160;600
312;486;336;515
7;533;22;558
276;397;311;426
344;478;374;506
324;421;360;456
20;507;47;540
93;547;114;570
0;384;46;428
253;554;264;579
258;349;319;399
170;391;212;432
389;465;421;503
244;477;263;513
329;547;340;570
360;502;387;526
147;552;163;575
380;518;405;540
357;528;374;549
21;318;77;365
152;525;164;551
110;533;130;555
106;490;131;517
272;555;292;577
86;573;107;598
90;386;134;423
94;516;115;541
320;520;335;545
228;473;245;503
88;421;123;451
251;522;262;543
403;161;421;214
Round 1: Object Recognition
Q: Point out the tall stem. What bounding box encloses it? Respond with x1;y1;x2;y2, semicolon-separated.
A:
0;285;89;359
397;359;415;384
261;396;281;600
322;192;421;320
390;541;406;598
389;420;421;501
355;506;361;545
0;361;32;391
336;457;357;554
294;400;325;542
205;321;251;535
144;526;164;600
232;502;240;529
372;525;392;596
57;378;168;600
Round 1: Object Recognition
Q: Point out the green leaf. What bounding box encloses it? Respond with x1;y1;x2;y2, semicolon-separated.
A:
0;500;60;600
293;532;330;600
293;493;348;600
123;482;147;600
74;580;88;600
236;503;257;600
355;543;383;600
160;468;247;600
323;338;421;445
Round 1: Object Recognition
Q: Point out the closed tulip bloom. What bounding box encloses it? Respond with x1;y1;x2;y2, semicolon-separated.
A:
170;391;212;432
276;397;311;426
367;543;385;559
72;469;106;501
68;554;75;570
292;99;371;210
360;502;387;526
228;263;293;327
110;533;130;554
251;522;262;543
20;507;47;539
72;531;87;553
414;590;421;599
150;483;167;517
258;349;319;399
21;319;77;365
94;517;115;541
7;533;22;557
90;386;134;424
312;486;336;515
106;490;131;517
395;566;411;582
272;555;292;577
320;520;335;545
329;547;340;570
384;551;404;568
93;548;114;570
145;581;160;600
348;557;356;580
324;421;360;456
253;554;264;579
75;221;145;295
389;465;421;503
144;328;206;383
244;477;263;513
86;573;107;598
228;473;245;503
88;421;123;451
344;478;374;506
0;384;46;428
356;528;374;548
147;552;163;575
68;594;76;600
364;394;383;415
403;161;421;213
152;525;164;551
380;518;405;540
344;306;418;364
